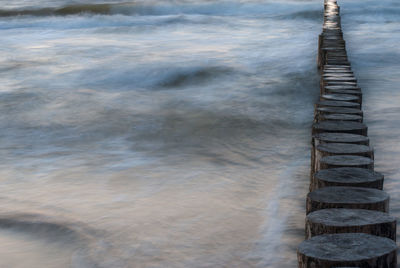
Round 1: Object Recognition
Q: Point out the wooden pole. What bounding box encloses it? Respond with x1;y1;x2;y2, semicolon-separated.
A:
305;209;396;240
314;167;384;190
306;186;389;214
298;233;397;267
298;0;397;265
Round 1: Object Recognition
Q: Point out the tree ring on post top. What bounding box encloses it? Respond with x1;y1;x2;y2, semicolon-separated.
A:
306;186;389;214
317;113;362;122
315;107;363;116
316;100;360;109
313;133;369;145
314;167;383;190
305;208;396;240
312;121;367;136
318;155;373;171
297;233;397;268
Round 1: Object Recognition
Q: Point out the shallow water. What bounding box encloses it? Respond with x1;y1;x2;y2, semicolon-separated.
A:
0;0;398;267
340;0;400;255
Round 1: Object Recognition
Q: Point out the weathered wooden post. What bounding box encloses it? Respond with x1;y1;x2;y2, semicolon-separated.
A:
297;0;397;265
305;208;396;240
315;142;372;166
314;167;384;190
316;100;360;109
310;143;374;187
314;107;363;120
318;155;373;170
316;113;362;122
313;132;369;145
312;121;367;136
320;93;361;105
297;233;397;267
306;186;389;214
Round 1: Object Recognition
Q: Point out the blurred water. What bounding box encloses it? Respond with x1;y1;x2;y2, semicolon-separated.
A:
0;0;398;267
339;0;400;257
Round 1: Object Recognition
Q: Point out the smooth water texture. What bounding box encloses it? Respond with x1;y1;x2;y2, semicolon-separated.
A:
340;0;400;255
0;0;398;267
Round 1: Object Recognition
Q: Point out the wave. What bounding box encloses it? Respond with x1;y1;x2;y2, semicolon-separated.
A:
69;64;236;90
156;66;233;88
0;4;112;17
279;9;323;21
0;1;319;18
0;213;107;266
0;213;96;242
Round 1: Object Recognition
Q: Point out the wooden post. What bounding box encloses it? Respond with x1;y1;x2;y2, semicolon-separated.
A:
297;233;397;267
320;94;361;104
317;34;324;68
316;143;373;159
298;0;397;264
306;186;389;214
312;132;369;145
316;113;362;122
322;89;362;103
312;121;367;136
305;209;396;240
314;167;384;190
316;100;360;109
311;143;374;187
323;72;354;77
315;107;363;118
318;155;373;171
310;134;369;189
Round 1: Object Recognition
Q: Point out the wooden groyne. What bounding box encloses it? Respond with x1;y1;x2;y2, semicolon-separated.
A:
297;0;398;267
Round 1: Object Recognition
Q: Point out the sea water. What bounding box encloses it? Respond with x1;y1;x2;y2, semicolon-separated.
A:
0;0;398;267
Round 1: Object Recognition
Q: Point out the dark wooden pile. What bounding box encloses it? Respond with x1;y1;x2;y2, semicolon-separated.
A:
297;1;398;267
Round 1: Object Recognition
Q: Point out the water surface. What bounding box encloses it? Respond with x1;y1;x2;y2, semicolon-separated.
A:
1;0;398;267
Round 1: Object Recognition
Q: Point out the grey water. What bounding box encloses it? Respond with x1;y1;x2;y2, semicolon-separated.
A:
0;0;398;267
